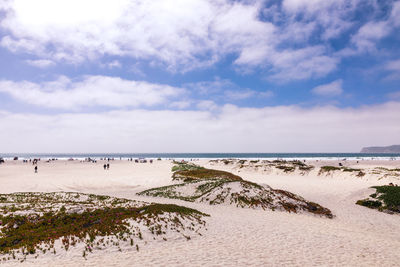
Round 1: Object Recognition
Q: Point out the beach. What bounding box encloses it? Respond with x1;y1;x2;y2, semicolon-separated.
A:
1;158;400;266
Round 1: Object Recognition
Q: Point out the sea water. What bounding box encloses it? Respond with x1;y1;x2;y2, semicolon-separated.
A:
1;153;400;161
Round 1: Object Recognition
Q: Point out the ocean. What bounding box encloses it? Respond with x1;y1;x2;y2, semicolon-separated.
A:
1;153;400;160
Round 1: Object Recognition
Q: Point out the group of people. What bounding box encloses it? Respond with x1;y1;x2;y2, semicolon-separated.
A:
103;163;110;170
134;159;153;163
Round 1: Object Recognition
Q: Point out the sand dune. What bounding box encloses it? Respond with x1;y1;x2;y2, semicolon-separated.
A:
1;159;400;266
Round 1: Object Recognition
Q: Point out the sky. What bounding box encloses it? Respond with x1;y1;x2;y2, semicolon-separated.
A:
0;0;399;153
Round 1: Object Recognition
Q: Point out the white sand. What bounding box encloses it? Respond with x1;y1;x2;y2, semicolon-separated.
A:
1;159;400;266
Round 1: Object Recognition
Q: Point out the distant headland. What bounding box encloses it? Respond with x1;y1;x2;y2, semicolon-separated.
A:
361;145;400;153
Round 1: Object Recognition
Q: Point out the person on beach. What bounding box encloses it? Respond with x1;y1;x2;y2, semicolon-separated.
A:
34;166;38;173
103;164;106;170
107;163;110;170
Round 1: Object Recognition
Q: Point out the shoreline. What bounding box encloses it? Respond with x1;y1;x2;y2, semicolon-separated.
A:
1;156;400;162
1;152;400;162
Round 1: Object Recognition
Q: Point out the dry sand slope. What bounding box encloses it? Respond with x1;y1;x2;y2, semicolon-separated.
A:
0;159;400;266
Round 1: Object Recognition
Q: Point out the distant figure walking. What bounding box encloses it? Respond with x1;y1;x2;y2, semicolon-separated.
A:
107;163;110;170
34;166;38;173
103;164;107;170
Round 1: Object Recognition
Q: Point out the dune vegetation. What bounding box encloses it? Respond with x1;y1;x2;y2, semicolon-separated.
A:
210;159;315;173
0;192;208;262
139;162;333;218
319;166;366;177
356;185;400;214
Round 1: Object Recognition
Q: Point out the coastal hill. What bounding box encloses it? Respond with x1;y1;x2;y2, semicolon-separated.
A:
361;145;400;153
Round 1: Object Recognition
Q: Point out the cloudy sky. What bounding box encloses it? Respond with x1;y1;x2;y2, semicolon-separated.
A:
0;0;399;153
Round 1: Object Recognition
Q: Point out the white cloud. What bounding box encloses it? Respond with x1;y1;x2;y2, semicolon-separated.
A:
0;0;13;10
184;78;272;101
224;89;273;100
225;89;256;100
383;59;400;80
312;79;343;96
390;1;400;26
281;0;357;40
0;0;341;81
224;89;256;100
268;46;338;81
351;21;391;52
25;59;55;68
1;0;397;81
196;100;217;111
105;60;122;69
279;21;316;43
386;59;400;72
281;0;400;59
0;76;184;109
0;0;276;72
169;101;191;109
282;0;328;13
184;78;235;95
343;2;400;56
1;101;400;153
0;35;44;54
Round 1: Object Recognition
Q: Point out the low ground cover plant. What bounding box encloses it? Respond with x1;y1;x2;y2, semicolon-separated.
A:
356;185;400;213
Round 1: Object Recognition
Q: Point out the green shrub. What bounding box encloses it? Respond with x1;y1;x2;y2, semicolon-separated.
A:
372;186;400;210
356;185;400;213
356;199;382;208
